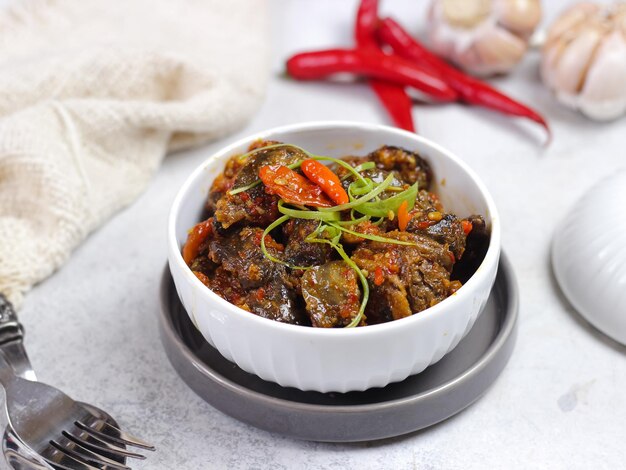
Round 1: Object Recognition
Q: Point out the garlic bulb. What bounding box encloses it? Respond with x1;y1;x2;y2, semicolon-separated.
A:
541;2;626;121
426;0;542;76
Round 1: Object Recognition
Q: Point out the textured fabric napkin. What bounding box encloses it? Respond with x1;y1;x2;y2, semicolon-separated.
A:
0;0;269;307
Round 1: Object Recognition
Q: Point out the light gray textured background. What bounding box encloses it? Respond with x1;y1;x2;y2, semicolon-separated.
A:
14;0;626;468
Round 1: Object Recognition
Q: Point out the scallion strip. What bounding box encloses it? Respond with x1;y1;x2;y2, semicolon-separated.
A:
278;201;341;222
327;222;417;246
356;183;418;217
318;172;396;213
260;215;310;270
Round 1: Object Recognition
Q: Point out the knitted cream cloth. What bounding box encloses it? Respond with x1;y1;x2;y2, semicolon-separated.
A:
0;0;269;307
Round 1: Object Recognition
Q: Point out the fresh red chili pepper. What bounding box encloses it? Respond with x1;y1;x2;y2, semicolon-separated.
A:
378;17;550;139
416;220;435;230
461;220;473;235
397;200;410;231
374;266;385;286
355;0;415;131
183;219;213;265
259;165;333;208
300;159;349;205
286;48;457;102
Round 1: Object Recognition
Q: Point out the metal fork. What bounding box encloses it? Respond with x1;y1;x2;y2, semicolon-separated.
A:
0;295;154;469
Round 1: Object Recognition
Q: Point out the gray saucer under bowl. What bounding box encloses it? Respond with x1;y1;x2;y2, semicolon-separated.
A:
159;253;518;442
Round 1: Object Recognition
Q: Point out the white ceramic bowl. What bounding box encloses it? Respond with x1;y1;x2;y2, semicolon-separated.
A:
552;170;626;346
168;121;501;392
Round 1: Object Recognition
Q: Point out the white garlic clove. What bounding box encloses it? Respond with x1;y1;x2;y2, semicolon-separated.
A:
497;0;542;38
578;31;626;120
442;0;493;28
468;27;528;76
549;24;605;95
542;2;626;121
544;2;599;45
427;0;541;76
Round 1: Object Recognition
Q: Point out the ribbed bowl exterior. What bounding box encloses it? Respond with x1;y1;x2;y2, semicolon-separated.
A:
168;122;501;392
553;170;626;346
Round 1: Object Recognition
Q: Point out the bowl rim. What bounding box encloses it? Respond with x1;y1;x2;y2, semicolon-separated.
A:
168;120;501;337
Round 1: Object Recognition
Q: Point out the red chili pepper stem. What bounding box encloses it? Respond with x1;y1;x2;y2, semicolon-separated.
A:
377;17;551;143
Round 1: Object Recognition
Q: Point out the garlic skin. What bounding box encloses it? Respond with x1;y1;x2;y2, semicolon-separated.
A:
427;0;542;76
542;3;626;121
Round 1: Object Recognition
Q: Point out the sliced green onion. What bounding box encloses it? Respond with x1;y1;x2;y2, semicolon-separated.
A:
260;215;311;271
348;178;375;197
228;180;260;196
327;222;417;246
351;161;376;174
278;201;341;222
319;172;396;213
335;214;370;226
356;183;418;218
312;156;369;185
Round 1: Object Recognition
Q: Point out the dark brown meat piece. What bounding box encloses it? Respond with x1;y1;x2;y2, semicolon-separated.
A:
214;143;306;228
206;227;307;324
208;227;284;289
282;219;332;267
245;279;310;326
406;190;467;260
351;231;456;324
339;220;385;245
206;153;249;215
367;145;432;189
301;261;361;327
452;215;490;283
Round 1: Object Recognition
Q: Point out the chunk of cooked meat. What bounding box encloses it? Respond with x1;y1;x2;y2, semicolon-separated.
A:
282;219;332;267
351;231;456;324
205;227;308;324
452;215;490;283
245;279;309;325
339;220;385;245
214;143;307;228
367;145;432;189
208;227;285;289
206;153;249;215
406;190;467;259
301;261;361;327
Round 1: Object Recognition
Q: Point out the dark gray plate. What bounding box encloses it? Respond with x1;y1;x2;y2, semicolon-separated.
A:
159;253;518;442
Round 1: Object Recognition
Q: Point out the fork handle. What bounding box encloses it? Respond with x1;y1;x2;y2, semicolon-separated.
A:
0;296;22;347
0;295;35;381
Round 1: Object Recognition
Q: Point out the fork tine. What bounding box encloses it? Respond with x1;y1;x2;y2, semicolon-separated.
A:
65;427;146;460
51;438;130;470
75;419;155;451
46;441;102;470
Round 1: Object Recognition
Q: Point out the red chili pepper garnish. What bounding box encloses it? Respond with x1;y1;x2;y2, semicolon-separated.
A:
286;48;457;102
397;200;410;231
355;0;416;131
417;220;435;230
182;219;213;265
374;266;385;286
377;17;551;141
461;220;473;235
300;159;349;205
259;165;333;207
